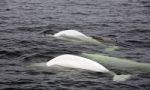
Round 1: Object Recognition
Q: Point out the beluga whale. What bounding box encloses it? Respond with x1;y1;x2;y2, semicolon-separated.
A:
53;30;101;44
81;53;150;73
29;54;131;82
47;30;118;51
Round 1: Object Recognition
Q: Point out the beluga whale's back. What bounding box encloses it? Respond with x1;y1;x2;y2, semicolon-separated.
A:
54;30;87;38
53;30;102;44
46;54;109;72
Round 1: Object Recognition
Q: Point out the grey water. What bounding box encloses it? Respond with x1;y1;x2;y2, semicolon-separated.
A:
0;0;150;90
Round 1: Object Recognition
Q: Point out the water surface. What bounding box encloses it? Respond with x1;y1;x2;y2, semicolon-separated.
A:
0;0;150;90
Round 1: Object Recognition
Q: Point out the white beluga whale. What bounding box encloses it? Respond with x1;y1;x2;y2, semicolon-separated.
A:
29;54;131;82
53;30;101;44
47;30;118;52
81;53;150;73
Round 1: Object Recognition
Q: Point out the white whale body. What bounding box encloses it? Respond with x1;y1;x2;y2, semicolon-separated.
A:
82;53;150;73
53;30;101;44
54;30;87;39
29;54;130;82
46;54;109;72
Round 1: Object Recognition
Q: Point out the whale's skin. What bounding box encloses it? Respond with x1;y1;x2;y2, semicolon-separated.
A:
54;30;87;38
81;53;150;73
46;54;110;73
53;30;102;44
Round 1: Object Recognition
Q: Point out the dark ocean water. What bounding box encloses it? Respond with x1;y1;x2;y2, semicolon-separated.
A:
0;0;150;90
